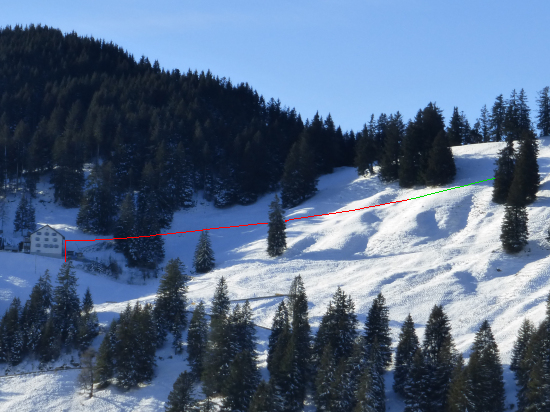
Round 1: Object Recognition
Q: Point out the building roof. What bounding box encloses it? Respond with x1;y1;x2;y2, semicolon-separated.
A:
30;224;65;238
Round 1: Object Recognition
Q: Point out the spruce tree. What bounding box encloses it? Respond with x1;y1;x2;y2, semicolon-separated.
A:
399;113;423;188
114;192;136;264
490;94;506;142
403;348;428;412
95;319;116;386
229;300;257;358
536;86;550;137
517;88;531;134
202;277;232;395
267;300;290;375
447;107;464;147
355;122;377;176
353;340;385;412
511;318;535;378
193;231;215;273
315;343;336;411
39;316;61;363
393;314;420;397
378;115;403;182
446;354;470;412
222;350;260;412
77;287;99;351
480;105;491;142
500;205;528;253
0;297;23;365
281;134;318;208
465;320;505;412
131;192;165;269
52;261;81;348
165;371;196;412
187;300;208;380
492;140;516;204
422;305;457;412
154;258;189;346
364;293;392;371
248;380;275;412
14;194;36;234
424;131;456;186
22;270;52;354
504;89;521;142
506;129;539;206
266;195;287;257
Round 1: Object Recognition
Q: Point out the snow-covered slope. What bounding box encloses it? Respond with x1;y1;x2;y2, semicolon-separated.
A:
1;139;550;410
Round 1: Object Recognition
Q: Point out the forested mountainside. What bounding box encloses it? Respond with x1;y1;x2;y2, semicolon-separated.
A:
0;24;355;211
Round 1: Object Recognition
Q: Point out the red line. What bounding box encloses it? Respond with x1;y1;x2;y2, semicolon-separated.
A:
64;198;411;262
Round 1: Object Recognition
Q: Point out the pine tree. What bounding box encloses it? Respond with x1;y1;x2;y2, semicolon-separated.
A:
399;112;423;188
465;320;505;412
536;86;550;137
500;205;528;253
315;343;336;411
504;89;521;142
355;122;377;176
165;371;196;412
77;287;99;351
229;300;257;358
394;314;420;397
490;94;506;142
154;258;189;347
248;380;275;412
424;131;456;186
353;340;385;412
506;129;539;206
511;318;535;379
21;270;52;354
76;165;116;234
202;277;232;395
187;300;208;380
480;105;491;143
447;107;464;147
193;231;215;273
52;261;81;348
517;89;531;134
403;348;428;412
0;297;23;365
14;194;36;234
422;305;457;412
281;133;318;208
364;293;392;371
378;114;404;182
222;350;260;412
492;140;516;204
114;192;136;264
446;354;470;412
267;300;289;375
78;348;97;398
95;319;116;386
266;195;286;257
39;316;61;363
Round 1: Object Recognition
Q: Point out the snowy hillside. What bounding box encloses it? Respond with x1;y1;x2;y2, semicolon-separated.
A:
1;139;550;410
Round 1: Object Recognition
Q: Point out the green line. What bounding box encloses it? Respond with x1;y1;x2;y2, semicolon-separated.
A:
408;177;495;200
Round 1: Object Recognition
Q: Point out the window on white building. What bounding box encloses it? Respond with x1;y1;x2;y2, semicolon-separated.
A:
37;232;42;235
36;244;41;247
35;237;40;241
45;232;50;236
52;233;57;236
55;245;59;248
53;238;58;242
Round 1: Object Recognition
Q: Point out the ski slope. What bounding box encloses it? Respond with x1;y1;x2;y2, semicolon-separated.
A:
1;139;550;411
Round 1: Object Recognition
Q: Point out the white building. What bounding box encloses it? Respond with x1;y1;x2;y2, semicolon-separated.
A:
30;225;65;256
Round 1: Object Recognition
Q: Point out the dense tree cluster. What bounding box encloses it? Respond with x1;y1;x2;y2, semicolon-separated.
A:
13;193;36;233
193;231;215;274
0;262;98;366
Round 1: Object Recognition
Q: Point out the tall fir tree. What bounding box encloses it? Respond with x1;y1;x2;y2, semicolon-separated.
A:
424;131;456;186
21;270;52;353
202;277;232;395
364;293;392;371
193;231;215;273
500;205;529;253
504;89;521;142
355;122;377;176
315;343;336;411
222;350;260;412
281;133;318;208
267;300;290;375
52;261;81;348
490;94;506;142
465;320;505;412
378;113;404;182
393;314;420;397
114;192;136;264
248;380;275;412
506;129;539;206
165;371;196;412
0;297;24;365
536;86;550;137
492;140;516;204
403;348;429;412
353;339;385;412
446;354;470;412
153;258;189;347
399;112;423;187
95;318;116;386
77;287;99;351
266;194;287;257
517;88;531;134
480;105;491;142
421;305;457;412
187;300;208;381
447;107;464;147
14;194;36;234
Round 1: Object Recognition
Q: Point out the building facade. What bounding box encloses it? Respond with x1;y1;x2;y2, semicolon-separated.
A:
30;225;65;256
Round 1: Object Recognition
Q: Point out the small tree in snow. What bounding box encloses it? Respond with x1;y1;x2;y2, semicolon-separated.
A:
267;194;287;257
193;231;215;274
78;348;97;398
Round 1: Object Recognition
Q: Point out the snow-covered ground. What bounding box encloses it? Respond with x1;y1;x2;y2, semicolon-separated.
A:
1;139;550;411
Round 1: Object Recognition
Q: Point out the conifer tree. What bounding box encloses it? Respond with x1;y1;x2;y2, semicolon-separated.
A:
77;287;99;351
187;300;208;380
504;89;521;142
248;380;275;412
95;318;116;386
517;89;531;134
378;115;403;182
315;343;336;411
202;277;232;395
267;300;290;375
403;348;428;412
480;105;491;142
131;192;165;269
421;305;457;412
355;123;377;176
511;318;535;379
22;270;52;353
154;258;189;346
39;316;61;363
465;320;505;412
490;94;506;142
447;107;464;147
353;340;385;412
399;113;423;188
76;165;116;234
165;371;196;412
51;133;84;208
506;129;539;206
52;261;81;348
393;314;420;397
536;86;550;137
14;194;36;234
364;293;392;371
281;134;318;208
193;231;215;273
114;192;136;263
78;348;97;398
424;131;456;186
500;205;528;253
492;140;516;204
229;300;257;358
0;297;23;365
222;350;260;412
266;195;286;257
446;354;470;412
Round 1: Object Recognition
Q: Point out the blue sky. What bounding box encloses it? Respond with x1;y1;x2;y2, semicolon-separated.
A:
2;0;549;132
